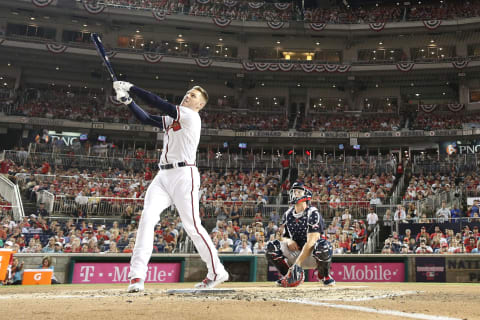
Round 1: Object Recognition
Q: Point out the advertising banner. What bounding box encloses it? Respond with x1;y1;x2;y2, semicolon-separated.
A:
446;257;480;282
71;262;181;284
415;257;446;282
307;262;405;282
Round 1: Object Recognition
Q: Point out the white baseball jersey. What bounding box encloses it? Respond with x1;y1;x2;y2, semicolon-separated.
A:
160;106;201;165
129;103;227;284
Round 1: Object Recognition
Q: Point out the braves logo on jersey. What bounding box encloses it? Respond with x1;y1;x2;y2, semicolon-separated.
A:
171;120;182;131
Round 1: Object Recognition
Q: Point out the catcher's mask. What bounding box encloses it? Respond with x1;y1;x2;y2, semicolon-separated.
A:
288;182;313;205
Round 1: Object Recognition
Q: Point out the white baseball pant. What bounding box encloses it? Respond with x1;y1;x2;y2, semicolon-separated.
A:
280;240;318;269
129;166;226;281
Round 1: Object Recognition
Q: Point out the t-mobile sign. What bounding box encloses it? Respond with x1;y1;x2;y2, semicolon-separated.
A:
71;262;181;284
308;262;405;282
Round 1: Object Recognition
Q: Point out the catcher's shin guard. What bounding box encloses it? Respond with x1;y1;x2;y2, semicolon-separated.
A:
266;240;290;276
313;238;333;279
316;260;331;279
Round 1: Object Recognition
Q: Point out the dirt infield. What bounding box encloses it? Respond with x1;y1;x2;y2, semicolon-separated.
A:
0;282;478;320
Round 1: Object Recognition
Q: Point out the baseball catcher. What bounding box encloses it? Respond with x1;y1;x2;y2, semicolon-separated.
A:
266;182;335;287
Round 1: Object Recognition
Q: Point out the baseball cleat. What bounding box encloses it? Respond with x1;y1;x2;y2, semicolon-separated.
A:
194;271;229;289
127;278;145;293
275;278;283;287
322;276;336;286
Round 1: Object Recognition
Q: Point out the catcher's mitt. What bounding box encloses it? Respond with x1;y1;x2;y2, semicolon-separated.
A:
281;264;304;288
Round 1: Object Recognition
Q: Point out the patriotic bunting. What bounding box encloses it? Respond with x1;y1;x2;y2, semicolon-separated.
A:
248;2;264;8
241;62;347;73
242;61;256;71
447;104;464;112
83;0;106;14
314;65;326;72
32;0;53;7
369;22;386;32
267;21;285;30
195;57;213;68
268;64;280;71
336;65;351;73
196;0;210;4
152;10;167;21
396;62;415;72
452;59;469;69
143;53;163;64
274;3;291;10
212;17;232;28
46;43;67;54
254;62;271;71
420;104;437;113
108;96;123;106
423;20;442;30
277;63;295;72
299;64;317;73
224;0;238;7
309;23;327;31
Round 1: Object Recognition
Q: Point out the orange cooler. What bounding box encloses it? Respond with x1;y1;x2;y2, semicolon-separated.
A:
22;269;53;285
0;249;15;281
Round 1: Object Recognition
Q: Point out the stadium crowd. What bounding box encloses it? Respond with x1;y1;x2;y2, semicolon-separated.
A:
411;112;480;131
100;0;480;23
298;114;402;132
8;88;480;134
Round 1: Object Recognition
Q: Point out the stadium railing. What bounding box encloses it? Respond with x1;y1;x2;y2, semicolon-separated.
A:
402;189;463;218
0;174;25;221
37;190;55;214
52;195;144;217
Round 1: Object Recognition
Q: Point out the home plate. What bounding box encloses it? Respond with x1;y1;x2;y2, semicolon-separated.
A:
166;288;236;295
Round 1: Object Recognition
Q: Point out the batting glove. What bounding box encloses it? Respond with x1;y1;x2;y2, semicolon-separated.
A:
113;81;133;92
115;89;132;105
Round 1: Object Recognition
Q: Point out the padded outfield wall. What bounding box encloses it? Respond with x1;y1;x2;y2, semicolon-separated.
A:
12;253;480;284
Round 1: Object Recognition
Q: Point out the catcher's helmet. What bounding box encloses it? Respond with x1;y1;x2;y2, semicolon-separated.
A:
288;182;313;205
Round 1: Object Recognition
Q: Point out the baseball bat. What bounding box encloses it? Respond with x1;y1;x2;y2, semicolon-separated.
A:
91;33;118;81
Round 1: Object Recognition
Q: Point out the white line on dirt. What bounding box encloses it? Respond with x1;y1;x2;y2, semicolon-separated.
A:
277;299;462;320
0;294;110;300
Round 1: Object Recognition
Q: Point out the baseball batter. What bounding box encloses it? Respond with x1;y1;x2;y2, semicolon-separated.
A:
113;81;228;292
266;182;335;287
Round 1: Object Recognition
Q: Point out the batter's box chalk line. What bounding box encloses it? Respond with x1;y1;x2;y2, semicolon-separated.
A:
276;298;462;320
166;288;236;295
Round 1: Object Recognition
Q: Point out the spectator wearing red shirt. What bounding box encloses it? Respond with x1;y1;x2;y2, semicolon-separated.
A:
0;159;12;174
144;167;152;181
416;226;430;243
40;161;51;174
339;234;351;253
254;211;263;223
429;226;445;240
465;237;477;253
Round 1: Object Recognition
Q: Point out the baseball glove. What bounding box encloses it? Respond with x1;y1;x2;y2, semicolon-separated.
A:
281;264;304;288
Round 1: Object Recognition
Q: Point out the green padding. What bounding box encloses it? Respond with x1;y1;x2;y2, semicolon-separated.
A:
220;255;257;282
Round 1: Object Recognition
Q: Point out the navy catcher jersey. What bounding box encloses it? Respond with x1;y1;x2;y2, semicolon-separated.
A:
281;206;324;249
